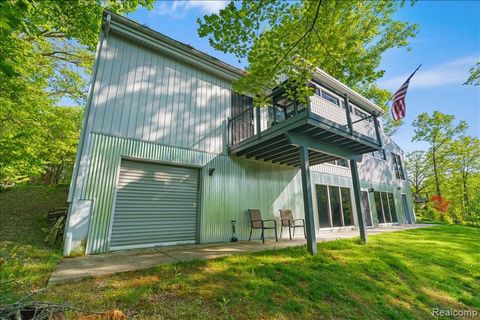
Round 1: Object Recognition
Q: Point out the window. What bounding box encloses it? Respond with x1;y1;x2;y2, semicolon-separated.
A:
326;159;349;168
373;191;398;224
353;107;373;123
371;150;386;160
316;185;331;228
381;192;391;223
329;186;342;227
341;188;353;226
374;192;385;223
321;91;340;106
312;83;341;106
316;184;354;228
387;193;398;222
392;153;405;180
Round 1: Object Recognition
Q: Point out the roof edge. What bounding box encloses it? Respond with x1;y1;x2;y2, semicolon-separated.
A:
313;69;383;114
103;10;245;82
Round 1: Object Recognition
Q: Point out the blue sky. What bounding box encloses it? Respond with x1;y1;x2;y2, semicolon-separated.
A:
123;1;479;152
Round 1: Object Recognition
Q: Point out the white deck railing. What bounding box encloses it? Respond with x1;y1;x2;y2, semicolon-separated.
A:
309;95;348;127
310;95;376;140
230;95;378;146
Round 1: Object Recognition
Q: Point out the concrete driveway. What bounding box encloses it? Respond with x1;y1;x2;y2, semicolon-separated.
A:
49;224;434;285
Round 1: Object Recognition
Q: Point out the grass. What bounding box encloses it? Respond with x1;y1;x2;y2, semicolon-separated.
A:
0;185;67;303
1;186;479;319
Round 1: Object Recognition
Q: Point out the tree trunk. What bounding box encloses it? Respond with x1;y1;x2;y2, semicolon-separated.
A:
432;151;441;196
463;172;469;208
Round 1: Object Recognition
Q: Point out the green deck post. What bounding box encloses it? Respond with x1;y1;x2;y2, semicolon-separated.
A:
344;94;353;135
299;145;317;254
350;159;368;243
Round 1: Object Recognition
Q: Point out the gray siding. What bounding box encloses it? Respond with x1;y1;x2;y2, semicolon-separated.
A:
71;132;413;255
90;34;231;154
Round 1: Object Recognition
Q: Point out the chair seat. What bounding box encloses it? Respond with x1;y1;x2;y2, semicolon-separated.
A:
279;209;307;240
248;209;278;243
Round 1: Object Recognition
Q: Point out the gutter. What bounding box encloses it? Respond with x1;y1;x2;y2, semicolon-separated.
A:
313;69;383;115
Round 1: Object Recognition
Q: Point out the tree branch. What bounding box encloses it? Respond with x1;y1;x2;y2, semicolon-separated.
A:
263;0;323;82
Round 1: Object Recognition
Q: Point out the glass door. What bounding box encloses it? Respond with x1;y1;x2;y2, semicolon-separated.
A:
402;194;411;224
361;191;373;227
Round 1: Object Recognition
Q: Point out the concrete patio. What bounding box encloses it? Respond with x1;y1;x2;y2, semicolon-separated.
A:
49;224;434;285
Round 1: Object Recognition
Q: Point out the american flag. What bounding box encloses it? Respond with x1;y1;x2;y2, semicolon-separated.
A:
391;64;421;121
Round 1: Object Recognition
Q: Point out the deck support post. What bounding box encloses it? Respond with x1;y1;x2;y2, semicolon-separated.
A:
350;159;368;243
344;94;353;134
255;107;261;136
373;114;382;147
299;145;317;254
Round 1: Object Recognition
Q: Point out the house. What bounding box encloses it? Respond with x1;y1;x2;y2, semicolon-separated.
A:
63;11;415;256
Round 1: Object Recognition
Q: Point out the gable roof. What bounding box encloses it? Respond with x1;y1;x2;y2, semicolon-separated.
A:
103;10;382;113
104;10;245;82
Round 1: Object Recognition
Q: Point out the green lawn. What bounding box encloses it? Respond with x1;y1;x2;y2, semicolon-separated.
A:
1;186;479;319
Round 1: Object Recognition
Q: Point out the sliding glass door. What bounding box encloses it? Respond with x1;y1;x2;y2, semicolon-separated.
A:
316;185;331;228
361;191;373;227
316;184;354;229
373;191;399;224
329;186;342;227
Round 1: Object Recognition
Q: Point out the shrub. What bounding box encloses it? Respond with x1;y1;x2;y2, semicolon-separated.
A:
431;195;450;213
447;206;464;224
439;212;453;224
420;206;438;222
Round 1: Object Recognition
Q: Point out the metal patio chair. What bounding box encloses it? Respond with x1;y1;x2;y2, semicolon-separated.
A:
247;209;278;243
279;209;306;240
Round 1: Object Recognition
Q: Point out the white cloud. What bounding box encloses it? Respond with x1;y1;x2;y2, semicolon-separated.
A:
155;0;228;18
378;55;479;90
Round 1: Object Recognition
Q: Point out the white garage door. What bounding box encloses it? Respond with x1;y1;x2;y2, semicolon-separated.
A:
110;160;199;251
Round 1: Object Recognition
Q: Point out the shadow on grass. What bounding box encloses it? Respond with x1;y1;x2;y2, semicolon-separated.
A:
38;225;480;319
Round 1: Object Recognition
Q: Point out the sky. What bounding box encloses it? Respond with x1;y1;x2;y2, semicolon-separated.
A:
120;0;480;153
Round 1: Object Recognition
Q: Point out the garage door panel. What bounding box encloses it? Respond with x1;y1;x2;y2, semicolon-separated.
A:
110;160;199;250
115;195;199;202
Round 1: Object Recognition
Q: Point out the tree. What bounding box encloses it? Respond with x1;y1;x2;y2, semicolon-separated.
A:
448;136;480;209
197;0;418;124
0;0;155;184
405;150;431;199
464;62;479;86
411;112;467;196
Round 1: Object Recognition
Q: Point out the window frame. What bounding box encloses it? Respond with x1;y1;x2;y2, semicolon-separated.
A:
311;82;344;108
315;184;355;229
373;191;399;224
366;149;386;161
392;153;405;180
325;159;350;168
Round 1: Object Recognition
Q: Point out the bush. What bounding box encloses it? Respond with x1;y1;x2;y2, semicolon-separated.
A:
439;212;453;224
419;206;438;222
447;206;464;224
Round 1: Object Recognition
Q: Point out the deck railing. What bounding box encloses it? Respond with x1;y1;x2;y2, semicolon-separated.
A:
228;94;380;147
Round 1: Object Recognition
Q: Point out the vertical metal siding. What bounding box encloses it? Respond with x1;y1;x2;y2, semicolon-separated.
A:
90;34;231;154
82;132;216;254
79;132;415;254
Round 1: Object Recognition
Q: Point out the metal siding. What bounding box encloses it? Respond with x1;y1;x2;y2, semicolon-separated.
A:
90;34;231;154
76;132;415;255
201;156;302;243
110;160;199;249
82;132;215;254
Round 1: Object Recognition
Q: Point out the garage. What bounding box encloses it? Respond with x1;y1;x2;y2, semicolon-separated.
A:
109;160;200;251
